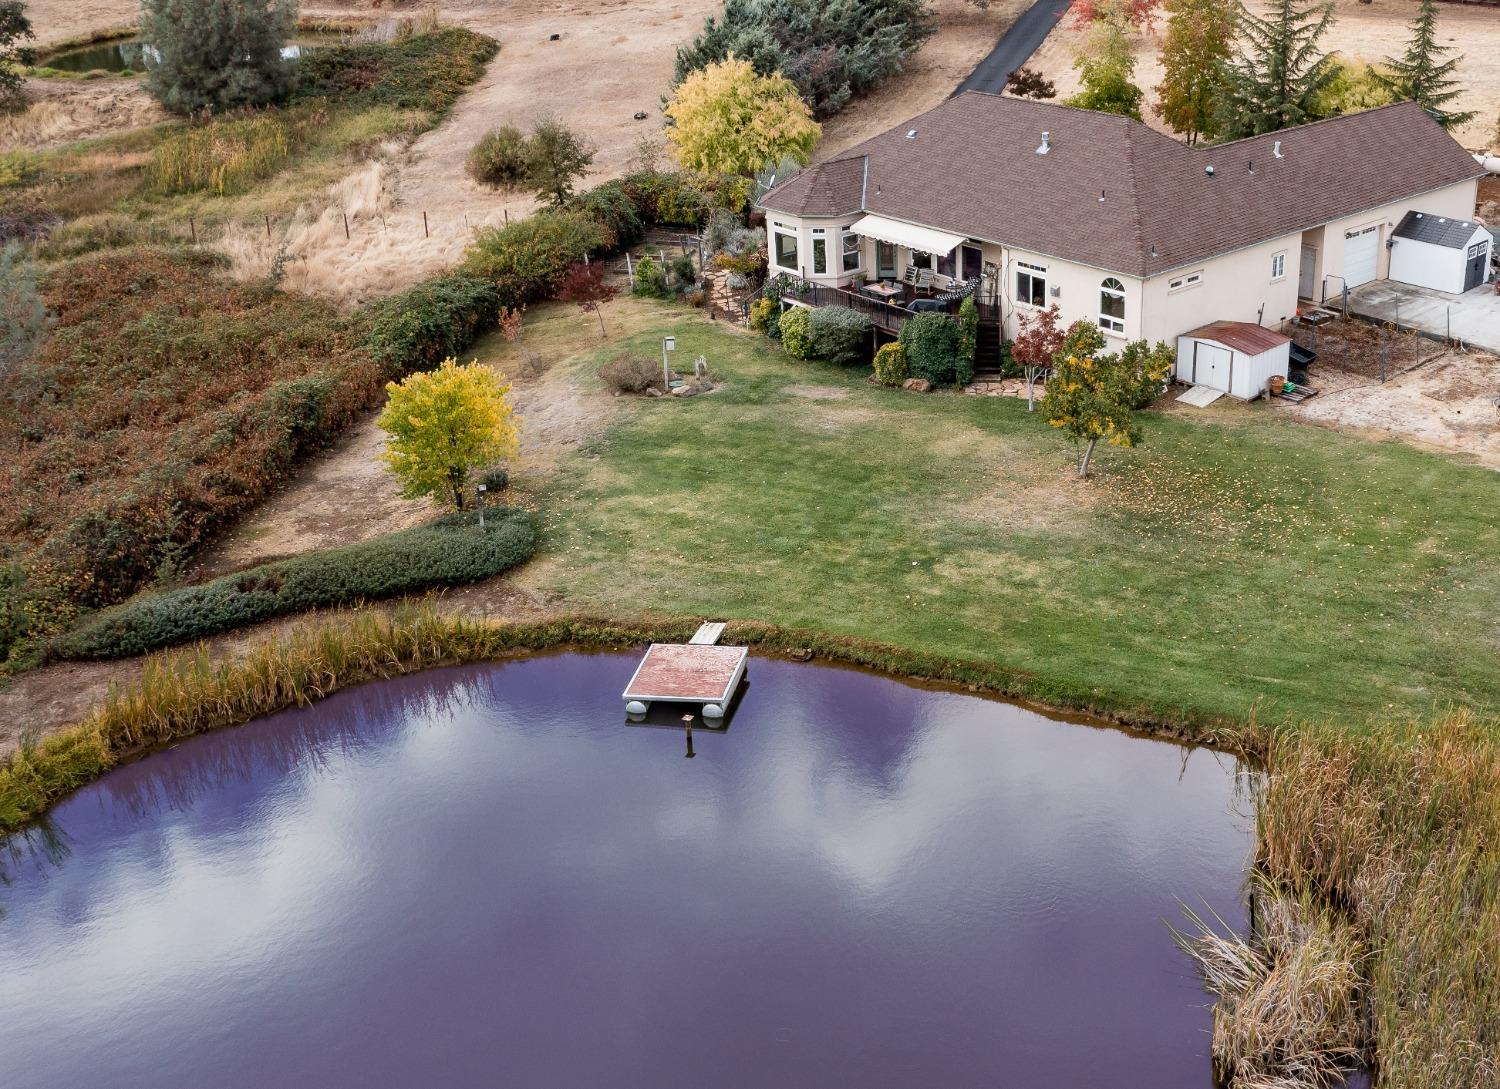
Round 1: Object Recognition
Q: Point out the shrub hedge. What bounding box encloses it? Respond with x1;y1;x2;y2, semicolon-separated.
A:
873;342;907;386
571;181;644;250
632;255;669;298
465;124;530;188
362;273;500;375
899;312;962;386
53;509;535;660
779;306;812;358
462;210;606;304
808;305;872;366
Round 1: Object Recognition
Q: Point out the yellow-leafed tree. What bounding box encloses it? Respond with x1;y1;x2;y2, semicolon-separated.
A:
377;358;520;510
664;57;820;177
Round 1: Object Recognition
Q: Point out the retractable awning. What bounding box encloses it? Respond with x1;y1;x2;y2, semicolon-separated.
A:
850;214;965;256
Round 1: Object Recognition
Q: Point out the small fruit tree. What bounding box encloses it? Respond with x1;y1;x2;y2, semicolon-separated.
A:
377;358;520;510
1041;337;1172;478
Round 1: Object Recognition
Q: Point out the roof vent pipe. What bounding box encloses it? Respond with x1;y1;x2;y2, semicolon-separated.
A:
1036;131;1050;155
1205;165;1215;176
1273;140;1283;159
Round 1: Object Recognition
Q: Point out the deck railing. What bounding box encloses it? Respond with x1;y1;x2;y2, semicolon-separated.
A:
778;276;1001;333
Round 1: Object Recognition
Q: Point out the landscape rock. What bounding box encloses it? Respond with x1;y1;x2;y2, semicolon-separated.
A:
902;378;932;393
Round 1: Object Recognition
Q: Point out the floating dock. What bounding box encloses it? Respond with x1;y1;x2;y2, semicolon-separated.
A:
623;624;747;720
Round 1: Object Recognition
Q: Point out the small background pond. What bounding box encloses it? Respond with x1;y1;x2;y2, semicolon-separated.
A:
40;33;340;74
0;654;1252;1088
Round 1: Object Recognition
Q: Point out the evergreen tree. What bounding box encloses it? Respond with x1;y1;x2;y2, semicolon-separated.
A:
141;0;296;115
1155;0;1235;145
1376;0;1474;130
0;1;36;115
525;118;595;207
1215;0;1340;139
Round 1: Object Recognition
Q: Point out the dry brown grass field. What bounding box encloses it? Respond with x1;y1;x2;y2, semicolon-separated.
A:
1029;0;1500;149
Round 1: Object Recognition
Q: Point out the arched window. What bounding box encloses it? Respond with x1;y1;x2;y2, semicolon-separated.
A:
1099;278;1125;333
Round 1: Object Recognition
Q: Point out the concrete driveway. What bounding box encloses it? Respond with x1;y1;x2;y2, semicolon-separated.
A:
1349;280;1500;354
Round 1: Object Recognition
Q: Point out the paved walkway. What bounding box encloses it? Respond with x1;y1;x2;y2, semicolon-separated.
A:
1349;280;1500;355
955;0;1072;95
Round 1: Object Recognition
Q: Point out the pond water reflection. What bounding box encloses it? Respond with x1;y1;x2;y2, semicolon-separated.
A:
0;654;1252;1089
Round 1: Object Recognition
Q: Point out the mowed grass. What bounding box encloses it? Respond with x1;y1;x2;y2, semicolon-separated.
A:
508;298;1500;733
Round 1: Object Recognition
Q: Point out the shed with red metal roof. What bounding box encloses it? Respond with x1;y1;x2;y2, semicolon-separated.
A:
1176;321;1292;400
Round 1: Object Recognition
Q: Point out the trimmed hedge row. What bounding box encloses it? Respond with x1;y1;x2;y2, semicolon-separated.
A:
53;509;535;660
362;273;501;375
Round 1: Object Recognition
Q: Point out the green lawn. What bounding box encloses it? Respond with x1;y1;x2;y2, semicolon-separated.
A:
509;299;1500;733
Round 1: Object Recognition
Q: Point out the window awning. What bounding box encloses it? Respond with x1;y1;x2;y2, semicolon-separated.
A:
850;214;966;256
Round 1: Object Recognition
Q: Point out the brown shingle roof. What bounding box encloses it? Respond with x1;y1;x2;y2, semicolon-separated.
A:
760;94;1485;278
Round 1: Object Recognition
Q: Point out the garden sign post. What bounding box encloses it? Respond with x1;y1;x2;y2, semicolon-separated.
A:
663;336;676;389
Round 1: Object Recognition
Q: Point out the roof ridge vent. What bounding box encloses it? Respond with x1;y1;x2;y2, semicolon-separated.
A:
905;129;918;139
1036;130;1050;155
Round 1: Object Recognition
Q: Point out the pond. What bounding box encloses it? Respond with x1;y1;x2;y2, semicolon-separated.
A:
40;33;340;74
0;654;1253;1088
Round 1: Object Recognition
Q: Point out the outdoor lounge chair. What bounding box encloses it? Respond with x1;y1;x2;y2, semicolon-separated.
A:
934;277;980;303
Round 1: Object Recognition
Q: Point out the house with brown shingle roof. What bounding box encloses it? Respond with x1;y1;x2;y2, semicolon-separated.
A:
759;92;1485;356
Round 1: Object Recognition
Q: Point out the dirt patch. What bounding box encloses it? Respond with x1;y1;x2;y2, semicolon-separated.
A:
1287;316;1438;380
1028;0;1500;150
1278;349;1500;469
1;77;165;152
786;384;851;400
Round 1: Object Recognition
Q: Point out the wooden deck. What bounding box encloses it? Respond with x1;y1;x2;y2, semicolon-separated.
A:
623;644;748;705
781;278;1002;337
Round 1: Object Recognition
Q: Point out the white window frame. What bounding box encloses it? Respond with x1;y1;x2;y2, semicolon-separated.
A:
1271;251;1287;281
1098;277;1126;334
771;221;799;273
1016;260;1048;308
841;228;860;273
910;250;936;271
1167;269;1204;293
811;228;828;276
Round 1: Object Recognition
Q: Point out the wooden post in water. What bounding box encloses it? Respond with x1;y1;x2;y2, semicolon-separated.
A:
682;714;696;759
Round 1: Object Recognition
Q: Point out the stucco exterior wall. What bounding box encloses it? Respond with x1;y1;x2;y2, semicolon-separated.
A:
1140;232;1302;345
995;247;1144;344
766;214;865;286
1309;179;1479;302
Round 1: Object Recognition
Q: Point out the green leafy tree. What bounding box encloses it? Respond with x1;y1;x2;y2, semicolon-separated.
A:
1375;0;1474;130
1041;337;1171;478
526;117;595;207
0;240;51;387
665;57;820;176
141;0;297;115
377;358;520;510
1155;0;1235;144
0;1;36;115
1313;56;1397;117
1064;7;1145;119
1216;0;1340;139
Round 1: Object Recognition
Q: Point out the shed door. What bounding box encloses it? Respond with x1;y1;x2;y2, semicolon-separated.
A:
1465;242;1490;292
1298;246;1316;297
1343;225;1380;289
1192;341;1232;391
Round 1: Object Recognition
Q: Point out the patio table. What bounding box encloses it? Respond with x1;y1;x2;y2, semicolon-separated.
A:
863;281;904;301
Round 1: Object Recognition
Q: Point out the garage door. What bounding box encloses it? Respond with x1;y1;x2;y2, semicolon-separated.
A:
1343;224;1380;288
1192;341;1232;391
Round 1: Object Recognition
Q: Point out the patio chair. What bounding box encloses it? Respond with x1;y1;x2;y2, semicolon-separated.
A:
914;268;937;292
901;264;921;288
934;277;980;303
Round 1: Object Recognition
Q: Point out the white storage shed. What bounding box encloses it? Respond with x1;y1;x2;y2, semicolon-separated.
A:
1388;211;1492;295
1176;321;1292;401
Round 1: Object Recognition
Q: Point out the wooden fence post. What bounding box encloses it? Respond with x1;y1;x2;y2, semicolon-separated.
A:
188;216;195;243
265;215;271;240
343;213;350;240
422;211;429;238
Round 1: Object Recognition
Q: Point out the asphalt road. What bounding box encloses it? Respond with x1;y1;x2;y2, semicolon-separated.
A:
954;0;1072;95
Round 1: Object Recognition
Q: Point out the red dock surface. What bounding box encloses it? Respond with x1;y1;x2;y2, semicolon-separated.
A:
623;644;748;704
